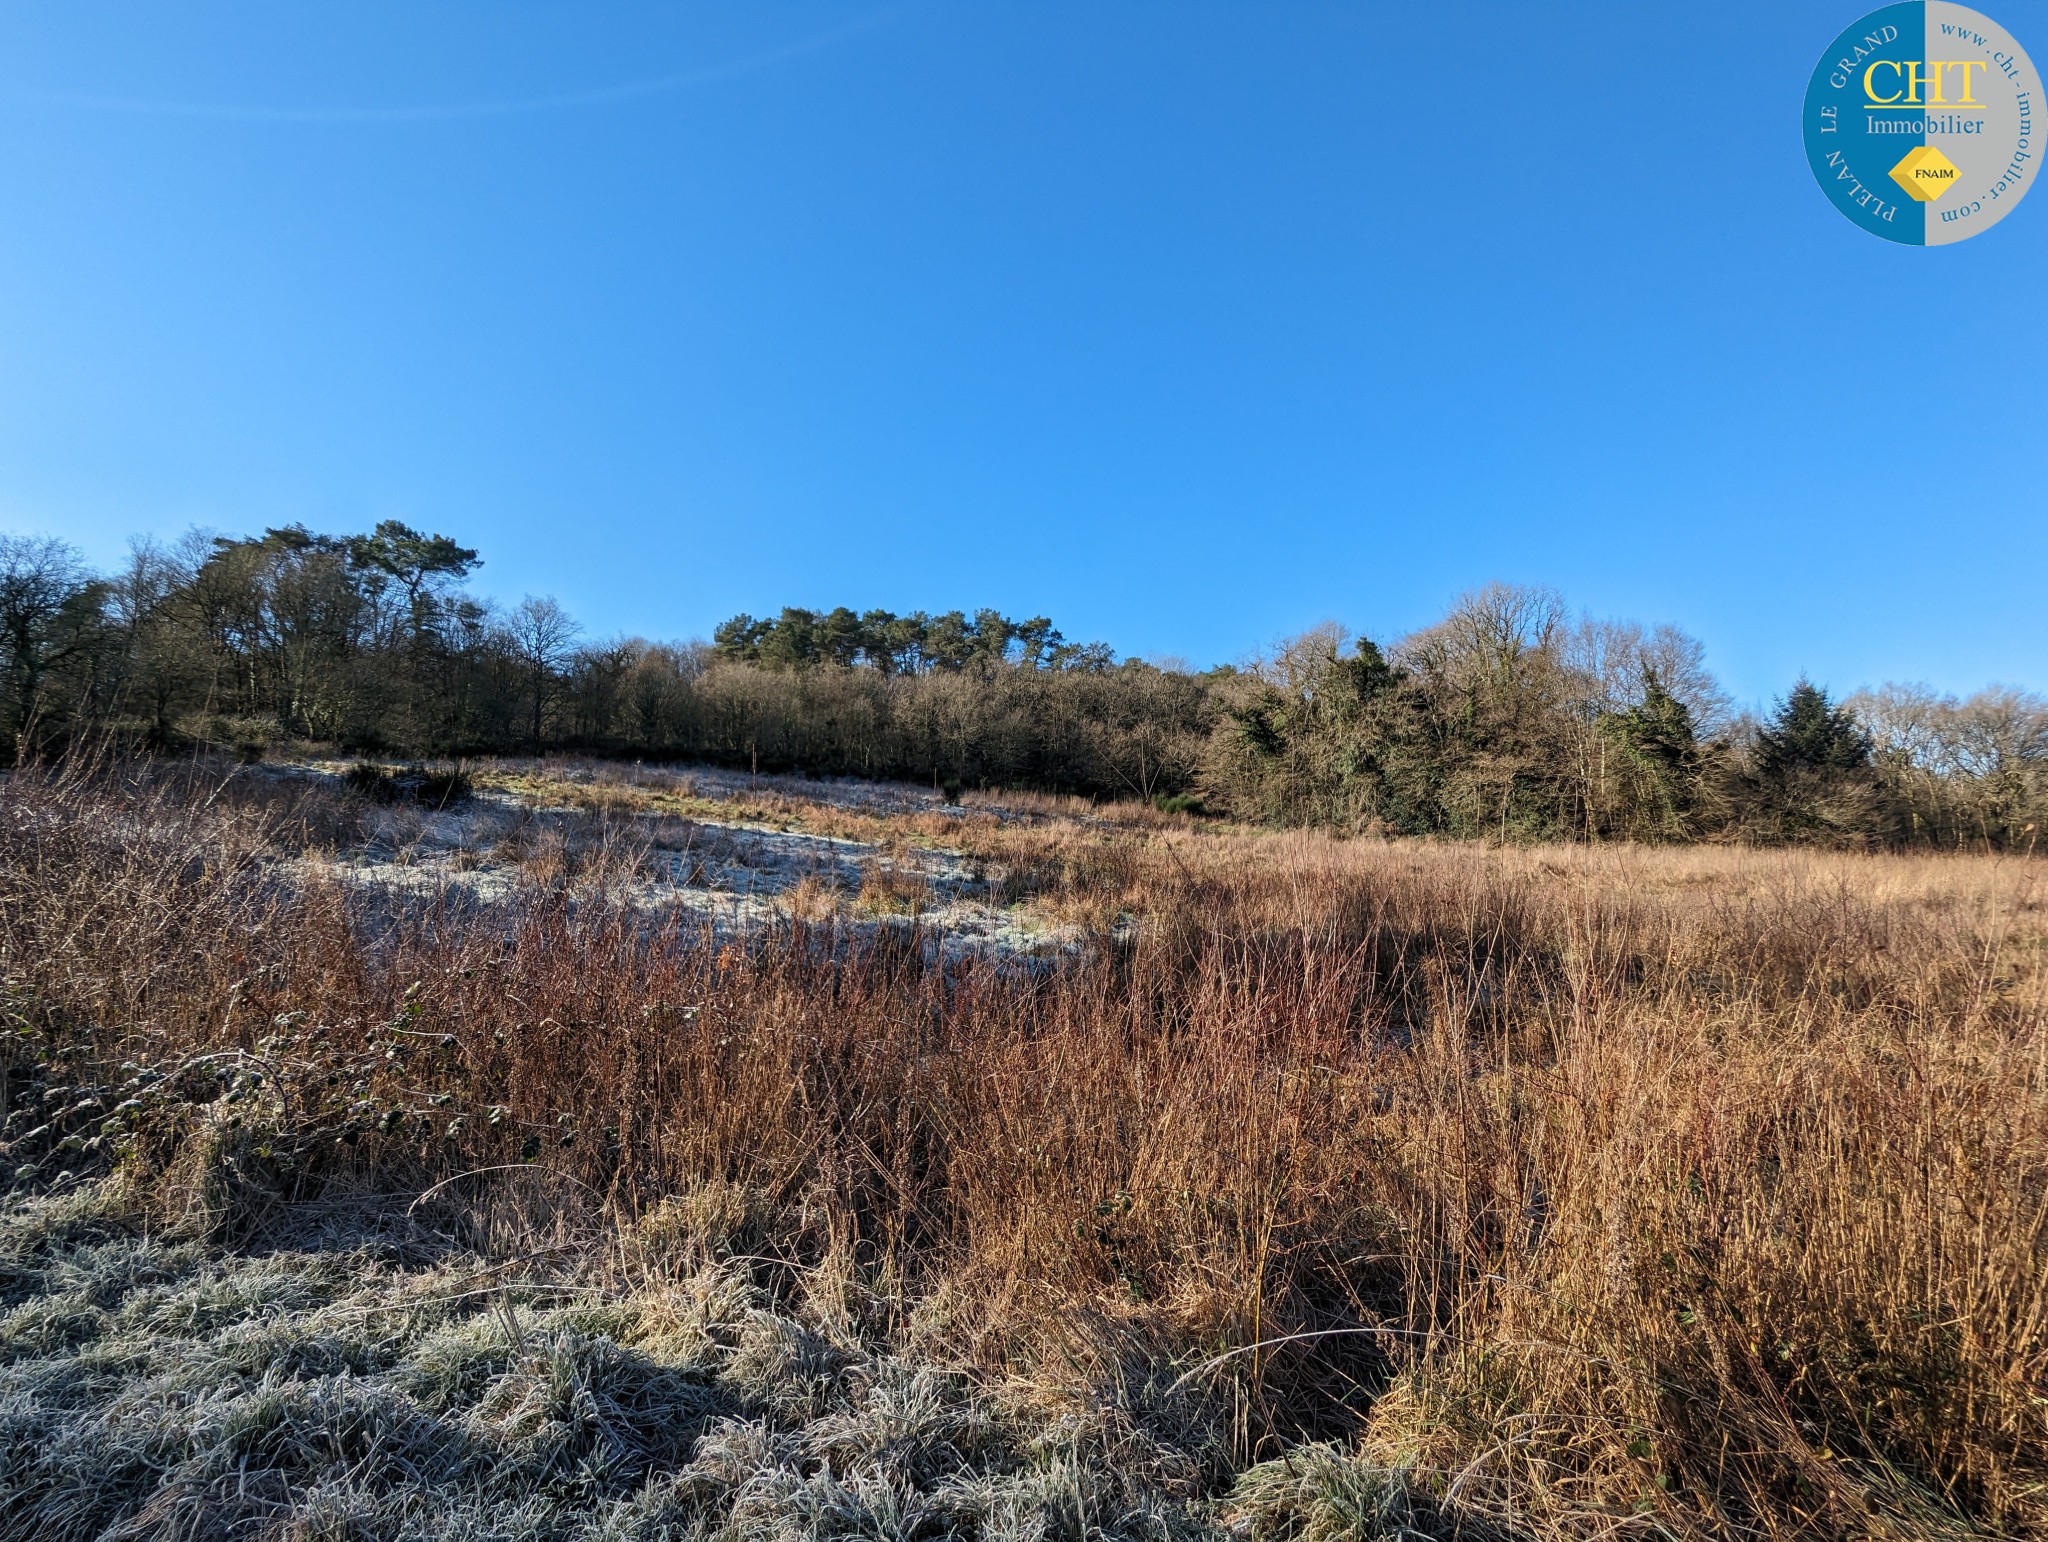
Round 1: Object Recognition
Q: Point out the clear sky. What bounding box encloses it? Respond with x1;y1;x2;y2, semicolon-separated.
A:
1;2;2041;706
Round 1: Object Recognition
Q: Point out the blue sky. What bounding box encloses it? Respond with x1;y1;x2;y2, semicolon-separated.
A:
1;2;2041;705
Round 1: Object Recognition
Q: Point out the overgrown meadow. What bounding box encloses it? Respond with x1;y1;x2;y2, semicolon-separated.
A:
2;758;2044;1541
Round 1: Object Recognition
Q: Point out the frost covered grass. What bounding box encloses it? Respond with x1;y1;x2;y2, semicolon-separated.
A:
0;1182;1253;1542
296;757;1093;962
2;758;2045;1540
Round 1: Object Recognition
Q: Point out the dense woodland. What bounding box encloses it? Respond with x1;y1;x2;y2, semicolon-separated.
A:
6;521;2044;847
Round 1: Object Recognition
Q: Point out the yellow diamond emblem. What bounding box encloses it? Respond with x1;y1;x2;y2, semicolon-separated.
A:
1889;144;1961;202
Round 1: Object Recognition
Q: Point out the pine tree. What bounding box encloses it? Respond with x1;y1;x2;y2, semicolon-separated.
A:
1600;673;1703;839
1750;680;1877;843
1756;680;1870;778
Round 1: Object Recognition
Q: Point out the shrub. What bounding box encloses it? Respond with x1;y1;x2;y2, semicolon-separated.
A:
339;762;473;808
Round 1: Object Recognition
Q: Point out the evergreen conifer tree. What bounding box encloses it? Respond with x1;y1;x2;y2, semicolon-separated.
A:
1600;672;1703;839
1751;680;1878;842
1757;680;1871;778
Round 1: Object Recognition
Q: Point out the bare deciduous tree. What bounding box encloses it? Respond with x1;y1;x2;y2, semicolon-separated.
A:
0;535;97;760
510;595;581;747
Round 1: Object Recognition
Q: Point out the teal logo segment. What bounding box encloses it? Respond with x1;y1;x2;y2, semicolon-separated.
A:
1803;3;2039;244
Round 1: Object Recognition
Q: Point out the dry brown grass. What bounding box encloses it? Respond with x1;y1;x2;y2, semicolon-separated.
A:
854;858;931;917
472;758;1002;852
781;872;845;923
3;759;2045;1539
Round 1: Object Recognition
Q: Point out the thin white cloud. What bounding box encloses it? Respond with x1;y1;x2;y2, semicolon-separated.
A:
6;9;902;124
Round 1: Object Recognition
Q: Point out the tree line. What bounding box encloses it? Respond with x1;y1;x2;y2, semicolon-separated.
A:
712;606;1113;674
5;523;2042;847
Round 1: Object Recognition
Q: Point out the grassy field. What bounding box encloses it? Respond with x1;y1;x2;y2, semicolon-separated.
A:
2;758;2044;1541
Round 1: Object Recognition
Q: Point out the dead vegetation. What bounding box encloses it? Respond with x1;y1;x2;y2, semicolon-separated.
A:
2;758;2045;1540
0;1185;1222;1542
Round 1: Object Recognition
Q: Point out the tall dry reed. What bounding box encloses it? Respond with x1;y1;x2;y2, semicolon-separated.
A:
2;760;2043;1538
